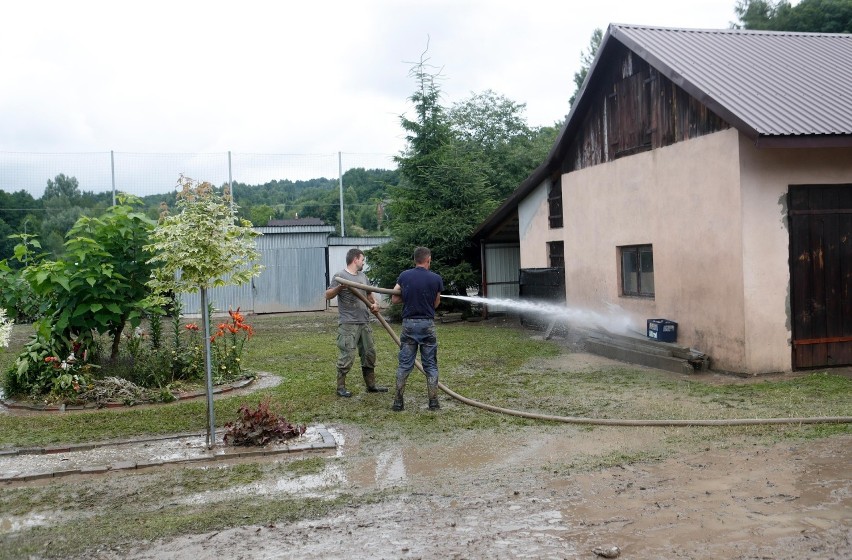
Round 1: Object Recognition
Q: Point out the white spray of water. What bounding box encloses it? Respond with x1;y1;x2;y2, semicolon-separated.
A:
442;295;635;335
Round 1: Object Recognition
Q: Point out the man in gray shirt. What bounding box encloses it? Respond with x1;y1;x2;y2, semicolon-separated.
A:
325;248;387;397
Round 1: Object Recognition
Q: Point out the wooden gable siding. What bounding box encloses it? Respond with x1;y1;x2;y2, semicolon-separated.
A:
565;46;730;172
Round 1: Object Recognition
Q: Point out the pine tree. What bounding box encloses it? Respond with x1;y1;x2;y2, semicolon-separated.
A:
367;56;494;296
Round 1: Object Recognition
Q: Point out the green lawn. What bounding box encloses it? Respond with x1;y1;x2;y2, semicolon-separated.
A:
1;311;850;447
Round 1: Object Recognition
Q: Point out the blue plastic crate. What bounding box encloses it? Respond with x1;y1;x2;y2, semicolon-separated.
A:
647;319;677;343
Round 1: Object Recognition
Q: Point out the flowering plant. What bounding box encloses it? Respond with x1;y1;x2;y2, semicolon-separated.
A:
210;307;254;383
43;342;97;399
0;307;12;350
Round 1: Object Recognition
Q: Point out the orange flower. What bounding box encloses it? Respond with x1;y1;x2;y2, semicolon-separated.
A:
228;307;244;323
185;323;199;331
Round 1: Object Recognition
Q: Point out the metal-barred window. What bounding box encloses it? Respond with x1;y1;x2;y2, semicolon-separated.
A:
548;241;565;268
548;175;563;229
620;244;654;297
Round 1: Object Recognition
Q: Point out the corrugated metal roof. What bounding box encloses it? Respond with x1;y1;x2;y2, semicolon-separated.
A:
610;24;852;139
327;236;392;246
267;218;326;226
255;225;335;235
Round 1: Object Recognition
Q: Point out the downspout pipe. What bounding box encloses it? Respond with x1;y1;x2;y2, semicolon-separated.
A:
334;277;852;427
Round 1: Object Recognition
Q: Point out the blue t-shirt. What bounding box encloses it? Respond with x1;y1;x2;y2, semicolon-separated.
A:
397;266;443;320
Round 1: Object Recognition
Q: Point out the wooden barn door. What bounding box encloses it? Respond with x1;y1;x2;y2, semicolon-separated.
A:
789;184;852;369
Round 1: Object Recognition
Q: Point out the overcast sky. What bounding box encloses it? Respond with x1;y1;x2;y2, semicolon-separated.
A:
2;0;741;160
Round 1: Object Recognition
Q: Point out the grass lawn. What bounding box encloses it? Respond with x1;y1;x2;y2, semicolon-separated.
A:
1;311;850;559
1;310;850;448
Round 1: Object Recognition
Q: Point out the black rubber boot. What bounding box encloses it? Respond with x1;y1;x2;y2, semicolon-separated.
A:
391;390;404;411
427;382;439;409
363;367;388;392
336;372;352;398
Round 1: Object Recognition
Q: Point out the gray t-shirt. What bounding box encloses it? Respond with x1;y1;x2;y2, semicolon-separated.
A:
330;269;371;324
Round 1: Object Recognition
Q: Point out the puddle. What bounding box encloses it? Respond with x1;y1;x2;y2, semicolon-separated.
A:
178;463;348;505
0;427;330;479
1;512;54;533
344;434;509;489
0;507;94;535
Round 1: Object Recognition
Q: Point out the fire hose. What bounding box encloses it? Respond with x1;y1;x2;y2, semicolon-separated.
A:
334;276;852;427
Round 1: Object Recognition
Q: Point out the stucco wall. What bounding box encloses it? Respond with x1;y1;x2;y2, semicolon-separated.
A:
738;138;852;372
521;129;750;370
567;129;749;370
518;177;565;268
520;127;852;374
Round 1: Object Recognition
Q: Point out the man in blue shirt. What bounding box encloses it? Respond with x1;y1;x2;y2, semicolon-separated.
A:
390;247;444;411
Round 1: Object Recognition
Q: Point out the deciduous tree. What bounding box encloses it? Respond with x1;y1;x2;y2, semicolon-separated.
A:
733;0;852;32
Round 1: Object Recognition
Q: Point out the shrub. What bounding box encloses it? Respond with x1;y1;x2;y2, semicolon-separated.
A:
223;396;306;446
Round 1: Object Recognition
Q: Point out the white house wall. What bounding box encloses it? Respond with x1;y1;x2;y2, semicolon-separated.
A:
518;177;562;268
326;237;392;307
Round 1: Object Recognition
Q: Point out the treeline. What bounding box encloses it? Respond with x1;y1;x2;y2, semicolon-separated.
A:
0;167;401;263
229;167;400;235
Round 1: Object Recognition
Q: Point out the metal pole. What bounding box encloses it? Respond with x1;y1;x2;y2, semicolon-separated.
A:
110;150;116;206
338;151;345;237
228;151;234;212
200;287;216;448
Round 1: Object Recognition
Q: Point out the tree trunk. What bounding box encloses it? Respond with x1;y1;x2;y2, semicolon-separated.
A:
110;318;127;361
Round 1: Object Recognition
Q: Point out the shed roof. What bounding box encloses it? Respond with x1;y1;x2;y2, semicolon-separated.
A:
268;218;327;226
609;25;852;144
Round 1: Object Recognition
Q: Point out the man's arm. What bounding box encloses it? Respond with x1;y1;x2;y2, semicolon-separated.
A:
390;283;402;304
325;283;344;301
433;293;441;308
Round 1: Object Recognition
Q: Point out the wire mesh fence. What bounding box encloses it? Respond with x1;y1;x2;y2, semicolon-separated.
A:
0;150;397;200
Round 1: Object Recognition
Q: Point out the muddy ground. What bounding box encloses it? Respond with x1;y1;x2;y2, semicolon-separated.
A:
3;353;851;560
110;431;852;560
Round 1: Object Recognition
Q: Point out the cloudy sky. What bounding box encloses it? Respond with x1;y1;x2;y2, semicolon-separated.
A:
2;0;741;159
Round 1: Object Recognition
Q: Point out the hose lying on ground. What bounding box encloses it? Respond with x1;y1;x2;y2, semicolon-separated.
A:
334;276;852;427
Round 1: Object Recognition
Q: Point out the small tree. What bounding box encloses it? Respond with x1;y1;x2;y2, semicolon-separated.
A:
4;195;158;398
145;176;262;447
569;28;603;107
367;54;494;296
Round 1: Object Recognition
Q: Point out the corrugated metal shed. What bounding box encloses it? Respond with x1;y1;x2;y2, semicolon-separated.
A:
482;243;520;312
326;236;392;307
608;25;852;144
179;224;335;315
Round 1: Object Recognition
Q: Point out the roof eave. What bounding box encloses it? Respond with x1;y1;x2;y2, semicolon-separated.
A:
471;160;551;241
754;134;852;148
472;27;623;243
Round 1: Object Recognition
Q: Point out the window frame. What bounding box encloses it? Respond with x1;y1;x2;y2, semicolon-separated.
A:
619;244;654;298
547;241;565;268
548;174;563;229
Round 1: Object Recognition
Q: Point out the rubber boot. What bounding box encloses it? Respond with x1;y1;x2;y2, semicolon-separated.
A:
336;371;352;398
427;382;440;410
391;388;404;411
363;367;387;392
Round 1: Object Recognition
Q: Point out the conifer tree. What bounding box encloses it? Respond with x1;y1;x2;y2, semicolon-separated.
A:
367;55;494;296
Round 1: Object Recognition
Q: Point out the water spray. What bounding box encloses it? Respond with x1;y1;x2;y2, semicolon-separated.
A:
334;277;852;427
442;294;636;336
